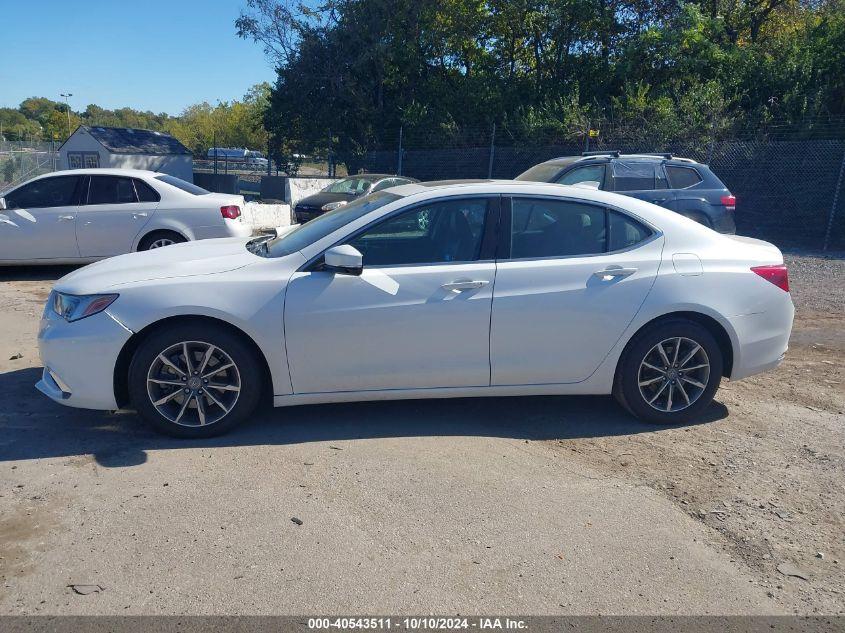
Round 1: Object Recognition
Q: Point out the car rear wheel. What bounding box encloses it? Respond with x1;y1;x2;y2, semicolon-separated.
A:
138;231;186;251
128;323;262;438
616;319;723;425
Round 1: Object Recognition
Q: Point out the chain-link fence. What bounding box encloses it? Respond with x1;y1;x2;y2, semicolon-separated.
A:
359;125;845;251
0;141;59;191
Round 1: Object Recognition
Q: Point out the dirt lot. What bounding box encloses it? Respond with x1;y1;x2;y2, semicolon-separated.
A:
0;253;842;614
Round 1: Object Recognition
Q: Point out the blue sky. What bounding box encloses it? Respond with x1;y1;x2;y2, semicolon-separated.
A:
0;0;274;115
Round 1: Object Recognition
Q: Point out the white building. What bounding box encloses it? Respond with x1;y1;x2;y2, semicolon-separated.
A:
59;126;193;182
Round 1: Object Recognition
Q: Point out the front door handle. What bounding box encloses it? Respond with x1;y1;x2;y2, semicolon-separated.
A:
593;267;637;280
57;215;75;221
441;280;489;291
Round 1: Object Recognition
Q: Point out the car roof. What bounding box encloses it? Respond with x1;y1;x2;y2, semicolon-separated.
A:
28;168;164;181
542;153;700;166
386;179;716;235
344;173;412;182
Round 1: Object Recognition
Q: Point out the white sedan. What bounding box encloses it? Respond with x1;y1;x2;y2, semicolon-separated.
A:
0;168;251;264
36;180;794;437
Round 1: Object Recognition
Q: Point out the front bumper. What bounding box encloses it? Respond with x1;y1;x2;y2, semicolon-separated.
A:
36;308;133;410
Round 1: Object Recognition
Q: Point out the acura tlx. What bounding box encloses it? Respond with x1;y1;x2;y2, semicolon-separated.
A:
36;180;794;437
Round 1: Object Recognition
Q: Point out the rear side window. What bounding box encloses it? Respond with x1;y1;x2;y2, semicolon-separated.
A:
612;161;661;191
133;179;161;202
510;198;607;258
155;174;210;195
87;176;138;205
4;176;81;209
608;211;652;251
666;166;703;189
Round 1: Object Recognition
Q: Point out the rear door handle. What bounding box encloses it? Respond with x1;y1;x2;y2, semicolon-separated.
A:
441;280;489;291
58;215;75;221
594;267;637;280
132;212;149;219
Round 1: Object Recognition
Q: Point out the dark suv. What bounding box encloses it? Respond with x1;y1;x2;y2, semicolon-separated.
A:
515;151;736;233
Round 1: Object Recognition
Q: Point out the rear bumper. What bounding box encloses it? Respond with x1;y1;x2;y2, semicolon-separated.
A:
729;300;795;381
36;309;133;410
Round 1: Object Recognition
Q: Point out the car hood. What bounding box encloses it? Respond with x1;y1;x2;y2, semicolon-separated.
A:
55;237;258;295
295;191;357;209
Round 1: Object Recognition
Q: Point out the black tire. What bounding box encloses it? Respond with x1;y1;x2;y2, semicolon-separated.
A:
615;319;723;425
128;322;263;438
138;230;187;251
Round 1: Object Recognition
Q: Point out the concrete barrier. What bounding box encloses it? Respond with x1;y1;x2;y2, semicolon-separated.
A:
242;202;293;230
260;176;338;206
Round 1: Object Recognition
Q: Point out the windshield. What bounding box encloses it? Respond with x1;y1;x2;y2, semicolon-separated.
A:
156;174;210;195
515;162;571;182
251;191;402;258
324;177;376;195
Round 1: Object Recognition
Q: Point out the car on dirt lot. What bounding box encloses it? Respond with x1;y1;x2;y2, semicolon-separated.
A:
0;168;251;264
294;174;418;223
516;151;737;234
36;180;793;437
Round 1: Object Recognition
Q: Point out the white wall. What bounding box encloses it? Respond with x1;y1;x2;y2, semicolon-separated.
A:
59;129;102;169
286;178;337;206
108;154;194;182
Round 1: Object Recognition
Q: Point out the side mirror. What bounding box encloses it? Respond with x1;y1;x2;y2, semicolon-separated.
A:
0;197;6;211
324;244;363;275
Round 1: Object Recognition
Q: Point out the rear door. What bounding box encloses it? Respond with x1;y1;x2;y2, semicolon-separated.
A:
490;196;662;385
0;175;82;262
76;175;158;257
609;159;675;209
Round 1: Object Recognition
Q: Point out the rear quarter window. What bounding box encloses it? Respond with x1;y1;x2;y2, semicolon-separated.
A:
666;166;703;189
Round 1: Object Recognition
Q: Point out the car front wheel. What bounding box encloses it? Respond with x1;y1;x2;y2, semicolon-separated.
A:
616;320;723;425
128;322;263;437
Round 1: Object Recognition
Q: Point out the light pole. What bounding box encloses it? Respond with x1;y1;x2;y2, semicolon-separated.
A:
59;93;73;139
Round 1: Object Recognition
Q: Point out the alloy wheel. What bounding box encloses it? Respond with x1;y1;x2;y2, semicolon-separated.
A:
149;238;175;249
637;336;710;413
146;340;241;427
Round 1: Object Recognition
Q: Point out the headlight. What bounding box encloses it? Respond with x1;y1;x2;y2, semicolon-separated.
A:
51;292;119;322
321;201;348;212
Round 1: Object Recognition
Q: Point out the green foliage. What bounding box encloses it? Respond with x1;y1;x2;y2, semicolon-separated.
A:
236;0;845;167
1;84;272;154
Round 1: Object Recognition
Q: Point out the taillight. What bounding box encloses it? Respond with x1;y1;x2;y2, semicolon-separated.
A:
720;194;736;210
751;264;789;292
220;205;241;220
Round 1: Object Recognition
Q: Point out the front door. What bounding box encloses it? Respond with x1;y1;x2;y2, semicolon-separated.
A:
0;175;82;262
491;196;663;385
76;175;157;257
284;197;496;393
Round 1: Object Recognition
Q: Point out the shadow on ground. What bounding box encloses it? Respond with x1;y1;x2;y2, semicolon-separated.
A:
0;265;80;282
0;366;728;467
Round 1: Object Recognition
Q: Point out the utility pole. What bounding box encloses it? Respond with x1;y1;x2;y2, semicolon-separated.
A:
59;93;73;139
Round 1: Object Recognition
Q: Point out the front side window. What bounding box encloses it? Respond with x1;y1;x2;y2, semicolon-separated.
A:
87;176;138;205
258;191;402;258
348;198;489;266
510;198;607;258
557;164;605;188
515;162;571;182
4;176;81;209
324;177;375;195
611;161;661;191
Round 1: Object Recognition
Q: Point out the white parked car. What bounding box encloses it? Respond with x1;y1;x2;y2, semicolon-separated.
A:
36;180;794;437
0;169;251;264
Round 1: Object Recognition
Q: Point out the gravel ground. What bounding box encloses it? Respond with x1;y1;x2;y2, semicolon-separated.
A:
0;253;842;615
